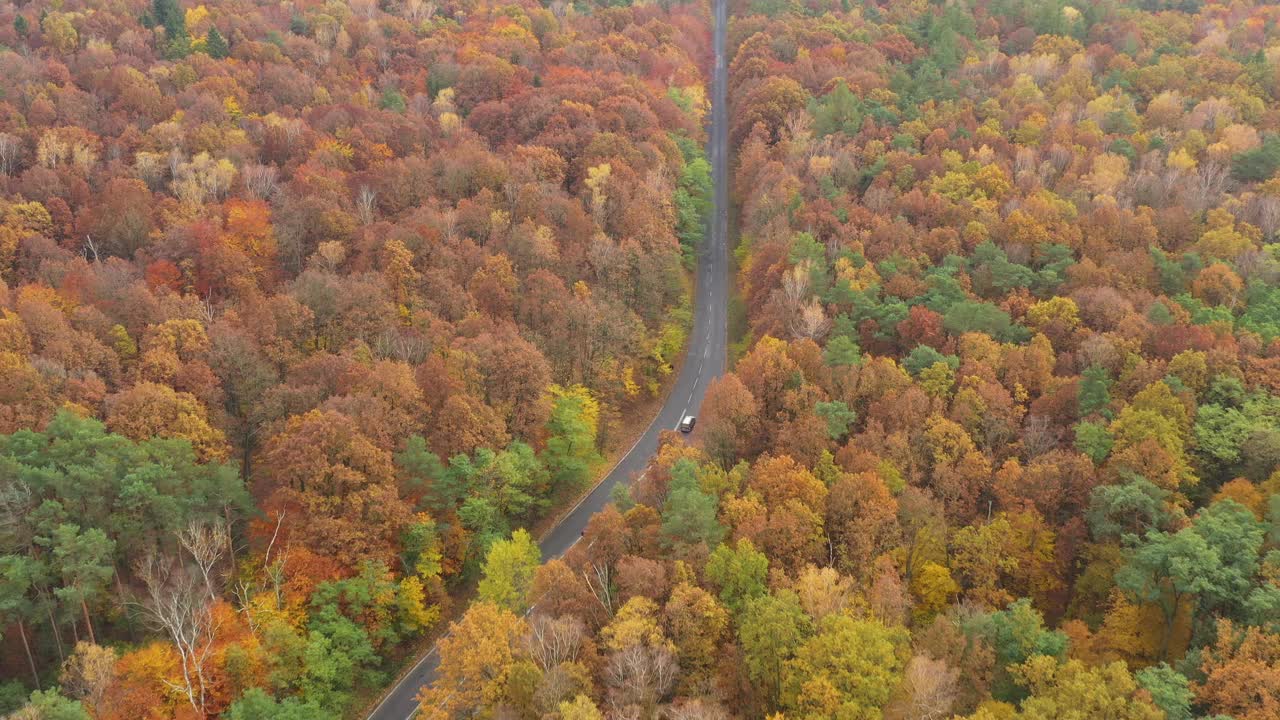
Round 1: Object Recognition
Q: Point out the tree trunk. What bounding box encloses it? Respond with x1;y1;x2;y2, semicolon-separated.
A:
45;602;65;662
224;504;237;564
81;598;96;645
115;566;137;642
17;619;39;687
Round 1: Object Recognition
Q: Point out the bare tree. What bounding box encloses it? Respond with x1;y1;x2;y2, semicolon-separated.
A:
665;699;731;720
356;185;377;224
1181;161;1230;213
375;328;431;364
232;511;287;636
790;299;831;341
526;614;587;671
0;132;19;176
1020;414;1060;458
136;554;222;716
899;655;959;720
780;261;810;305
604;645;679;717
178;519;230;601
242;163;279;200
582;560;614;616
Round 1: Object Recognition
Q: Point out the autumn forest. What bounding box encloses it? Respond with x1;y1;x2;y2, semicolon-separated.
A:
3;0;1280;718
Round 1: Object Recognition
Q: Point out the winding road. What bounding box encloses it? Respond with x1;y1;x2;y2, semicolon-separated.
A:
366;0;730;715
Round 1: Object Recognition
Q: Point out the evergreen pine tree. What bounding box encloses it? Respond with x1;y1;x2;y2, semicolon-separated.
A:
151;0;189;58
204;27;228;58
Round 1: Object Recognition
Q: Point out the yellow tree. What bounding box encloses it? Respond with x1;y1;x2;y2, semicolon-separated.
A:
418;602;528;719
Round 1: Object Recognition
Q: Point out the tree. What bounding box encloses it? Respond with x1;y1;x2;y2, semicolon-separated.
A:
226;688;332;720
1004;656;1163;720
705;539;769;614
812;81;863;137
739;591;812;711
663;583;729;687
419;603;528;719
11;690;90;720
1135;664;1193;720
260;410;410;570
0;554;44;686
962;599;1068;702
58;643;116;715
558;695;604;720
135;553;221;716
1195;619;1280;719
1117;499;1264;657
203;27;228;58
1115;528;1216;660
699;374;761;465
1077;366;1112;419
896;655;960;720
814;401;857;441
543;385;602;492
151;0;189;57
780;614;910;718
477;529;541;614
104;382;228;462
49;525;115;646
661;459;724;550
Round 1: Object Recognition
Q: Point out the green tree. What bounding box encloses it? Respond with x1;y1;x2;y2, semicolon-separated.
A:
812;81;863;137
1135;663;1193;720
379;86;406;113
903;345;957;376
543;385;602;493
672;134;712;264
477;529;541;614
1232;135;1280;182
1078;366;1113;419
660;459;724;550
814;401;857;441
47;525;114;645
0;555;45;686
963;599;1068;702
151;0;189;57
1074;421;1113;464
396;435;449;512
204;27;229;59
739;590;812;711
225;689;332;720
1112;499;1267;661
705;538;769;614
1086;475;1173;541
944;300;1023;341
300;619;379;712
13;690;89;720
824;335;862;367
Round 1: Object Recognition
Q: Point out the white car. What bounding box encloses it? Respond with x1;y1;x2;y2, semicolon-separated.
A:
679;415;696;433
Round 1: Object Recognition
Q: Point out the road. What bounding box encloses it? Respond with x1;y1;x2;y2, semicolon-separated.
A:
366;0;729;715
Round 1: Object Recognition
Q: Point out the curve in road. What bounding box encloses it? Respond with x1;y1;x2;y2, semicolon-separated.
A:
367;0;730;715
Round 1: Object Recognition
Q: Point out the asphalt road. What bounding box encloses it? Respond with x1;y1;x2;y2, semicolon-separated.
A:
366;0;729;715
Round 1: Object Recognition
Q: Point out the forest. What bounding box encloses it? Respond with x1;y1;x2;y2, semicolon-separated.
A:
420;0;1280;719
6;0;1280;717
0;0;712;715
